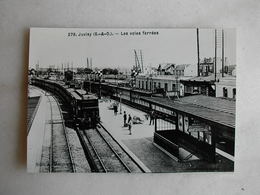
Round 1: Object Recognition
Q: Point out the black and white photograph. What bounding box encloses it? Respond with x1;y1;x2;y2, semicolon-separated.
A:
27;28;236;173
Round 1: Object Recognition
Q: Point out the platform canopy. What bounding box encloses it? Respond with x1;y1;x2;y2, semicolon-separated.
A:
142;95;235;129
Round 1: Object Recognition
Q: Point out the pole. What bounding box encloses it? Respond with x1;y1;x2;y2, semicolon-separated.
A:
222;29;224;77
140;50;143;73
90;58;92;70
197;28;200;77
214;29;217;81
120;92;122;114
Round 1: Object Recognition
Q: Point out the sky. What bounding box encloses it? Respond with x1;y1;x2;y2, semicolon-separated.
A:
29;28;236;70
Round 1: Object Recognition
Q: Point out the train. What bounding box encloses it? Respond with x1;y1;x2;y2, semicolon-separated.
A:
83;81;153;112
83;80;235;160
31;77;99;129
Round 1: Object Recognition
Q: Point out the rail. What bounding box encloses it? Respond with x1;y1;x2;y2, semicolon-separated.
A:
46;94;75;172
82;130;107;172
54;96;76;172
95;124;132;173
98;122;147;173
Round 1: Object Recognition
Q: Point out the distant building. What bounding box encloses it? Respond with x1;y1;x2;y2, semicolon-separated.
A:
157;63;176;75
173;64;188;76
180;74;216;97
199;57;228;76
199;58;214;76
180;72;236;99
135;63;197;97
221;65;236;76
156;63;196;77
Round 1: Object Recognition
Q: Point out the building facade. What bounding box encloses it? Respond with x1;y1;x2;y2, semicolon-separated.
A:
215;76;236;99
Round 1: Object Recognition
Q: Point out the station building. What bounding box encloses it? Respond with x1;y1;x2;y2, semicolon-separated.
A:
135;64;196;97
135;64;236;100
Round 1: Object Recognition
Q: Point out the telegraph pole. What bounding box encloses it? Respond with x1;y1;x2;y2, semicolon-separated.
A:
196;28;200;77
214;29;217;81
222;29;225;77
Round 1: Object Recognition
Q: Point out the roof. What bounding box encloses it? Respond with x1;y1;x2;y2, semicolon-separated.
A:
216;76;236;87
181;74;236;84
175;64;190;70
75;89;98;99
159;63;175;70
136;75;193;81
116;85;152;95
181;74;216;82
70;91;82;100
142;95;235;129
179;95;235;115
82;94;97;100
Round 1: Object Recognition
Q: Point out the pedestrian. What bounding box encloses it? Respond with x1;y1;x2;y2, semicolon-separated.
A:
149;110;154;125
123;111;127;127
113;103;117;115
128;114;132;124
128;114;132;135
115;103;118;115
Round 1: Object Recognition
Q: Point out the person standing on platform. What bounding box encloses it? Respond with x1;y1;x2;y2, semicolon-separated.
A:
115;103;118;115
128;114;132;124
128;114;132;135
149;110;154;125
113;103;116;115
123;111;127;127
113;103;118;115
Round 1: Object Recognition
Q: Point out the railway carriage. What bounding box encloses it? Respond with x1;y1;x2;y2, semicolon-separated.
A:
74;89;99;129
83;80;152;112
31;78;99;129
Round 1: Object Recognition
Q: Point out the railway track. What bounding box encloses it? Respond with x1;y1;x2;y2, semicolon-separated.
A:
46;95;75;172
78;123;145;173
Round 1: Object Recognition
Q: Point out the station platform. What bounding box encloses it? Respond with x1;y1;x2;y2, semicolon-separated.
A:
99;98;234;172
27;86;49;172
99;98;183;172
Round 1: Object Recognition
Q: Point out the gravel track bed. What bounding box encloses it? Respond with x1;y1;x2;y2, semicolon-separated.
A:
85;128;129;173
96;125;143;173
66;127;91;172
78;130;106;172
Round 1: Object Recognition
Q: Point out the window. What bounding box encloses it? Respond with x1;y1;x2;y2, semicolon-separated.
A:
172;84;176;91
154;82;156;89
193;86;198;93
142;81;144;89
233;88;236;99
223;87;228;98
158;83;161;88
139;81;141;88
164;83;168;92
